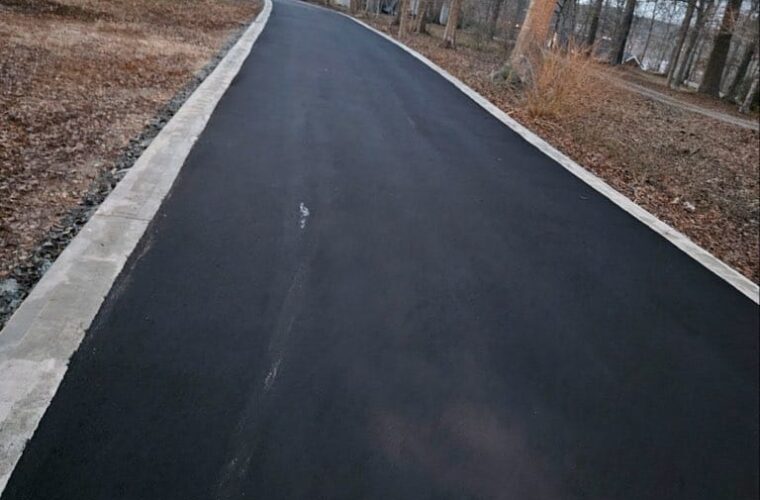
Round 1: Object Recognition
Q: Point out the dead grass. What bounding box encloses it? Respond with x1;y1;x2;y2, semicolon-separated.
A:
0;0;260;280
351;11;760;282
524;44;610;120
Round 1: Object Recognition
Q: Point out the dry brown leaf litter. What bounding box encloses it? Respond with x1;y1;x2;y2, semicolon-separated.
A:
0;0;260;282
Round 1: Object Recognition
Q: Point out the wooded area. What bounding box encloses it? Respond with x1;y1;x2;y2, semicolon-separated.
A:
349;0;760;112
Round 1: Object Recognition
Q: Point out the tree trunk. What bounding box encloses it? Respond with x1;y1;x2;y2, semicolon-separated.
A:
509;0;555;78
666;0;697;86
486;0;505;37
398;0;410;35
686;0;718;79
721;0;757;90
679;38;699;81
441;0;463;47
429;0;443;24
611;0;637;64
415;0;430;32
585;0;605;49
739;69;759;112
640;0;659;63
392;0;402;25
506;0;530;46
728;40;757;98
554;0;578;48
726;5;759;97
699;0;742;95
673;0;713;84
654;6;677;71
687;32;706;77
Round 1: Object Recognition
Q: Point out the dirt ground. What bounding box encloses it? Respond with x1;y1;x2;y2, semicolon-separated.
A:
0;0;260;283
355;13;760;283
611;65;760;121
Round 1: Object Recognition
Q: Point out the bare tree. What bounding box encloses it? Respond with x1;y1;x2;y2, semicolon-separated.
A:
640;0;660;62
686;31;708;77
441;0;464;48
667;0;698;86
655;3;679;71
721;0;757;85
429;0;445;24
398;0;410;35
611;0;638;64
487;0;506;37
699;0;742;95
722;0;759;93
509;0;555;78
554;0;578;48
739;64;758;112
392;0;401;25
727;36;757;98
689;0;721;78
415;0;430;33
506;0;531;47
673;0;714;84
585;0;606;49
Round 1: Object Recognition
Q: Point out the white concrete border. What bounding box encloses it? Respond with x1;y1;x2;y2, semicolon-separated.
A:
337;10;759;304
0;0;272;491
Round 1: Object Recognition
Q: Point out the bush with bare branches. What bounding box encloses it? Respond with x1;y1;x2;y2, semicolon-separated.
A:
523;44;609;120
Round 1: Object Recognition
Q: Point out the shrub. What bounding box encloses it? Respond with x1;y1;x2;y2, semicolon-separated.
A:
523;43;608;120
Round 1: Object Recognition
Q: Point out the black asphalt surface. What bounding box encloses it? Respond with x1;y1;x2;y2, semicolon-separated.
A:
4;1;758;498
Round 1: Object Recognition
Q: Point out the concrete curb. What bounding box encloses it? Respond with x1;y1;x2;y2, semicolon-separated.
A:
335;9;759;304
0;0;272;491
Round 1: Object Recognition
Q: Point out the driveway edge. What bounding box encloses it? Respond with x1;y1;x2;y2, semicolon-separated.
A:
0;0;272;491
338;11;759;304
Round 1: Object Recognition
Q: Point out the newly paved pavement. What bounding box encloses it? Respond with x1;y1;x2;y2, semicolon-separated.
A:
3;1;758;498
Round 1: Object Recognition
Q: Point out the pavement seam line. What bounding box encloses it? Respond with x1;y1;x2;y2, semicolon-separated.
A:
333;8;759;304
0;0;273;493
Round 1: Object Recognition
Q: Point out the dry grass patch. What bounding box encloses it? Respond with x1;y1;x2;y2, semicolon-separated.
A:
523;45;610;120
0;0;260;281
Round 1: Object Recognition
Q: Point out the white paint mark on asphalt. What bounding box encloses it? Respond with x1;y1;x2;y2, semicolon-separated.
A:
264;358;281;392
299;202;310;229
